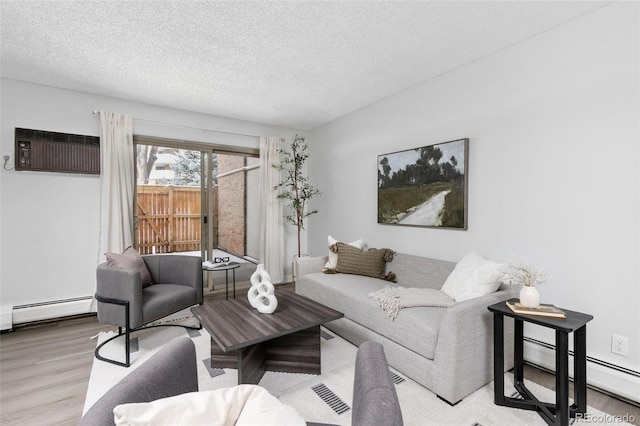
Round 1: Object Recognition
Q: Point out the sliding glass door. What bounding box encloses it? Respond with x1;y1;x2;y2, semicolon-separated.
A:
133;136;259;293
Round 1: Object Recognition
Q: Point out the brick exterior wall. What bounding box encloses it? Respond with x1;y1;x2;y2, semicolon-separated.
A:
217;154;246;256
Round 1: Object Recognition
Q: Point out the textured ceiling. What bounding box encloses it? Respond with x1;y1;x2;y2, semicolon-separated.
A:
0;1;608;130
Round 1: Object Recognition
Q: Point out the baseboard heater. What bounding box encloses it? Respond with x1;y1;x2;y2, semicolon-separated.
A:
524;336;640;406
9;296;95;328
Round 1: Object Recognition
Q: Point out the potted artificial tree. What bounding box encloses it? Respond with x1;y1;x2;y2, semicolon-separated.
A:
273;134;321;280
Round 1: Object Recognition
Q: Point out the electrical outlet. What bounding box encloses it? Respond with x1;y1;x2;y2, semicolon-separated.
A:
611;334;629;356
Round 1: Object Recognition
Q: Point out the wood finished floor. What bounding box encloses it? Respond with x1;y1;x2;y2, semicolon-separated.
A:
1;286;638;425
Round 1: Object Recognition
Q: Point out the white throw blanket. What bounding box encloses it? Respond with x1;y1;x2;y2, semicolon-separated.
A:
369;286;455;320
113;384;305;426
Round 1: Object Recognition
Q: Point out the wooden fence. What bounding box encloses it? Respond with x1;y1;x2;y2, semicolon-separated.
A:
136;185;209;255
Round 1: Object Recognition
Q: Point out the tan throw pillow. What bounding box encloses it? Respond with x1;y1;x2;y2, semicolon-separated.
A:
332;242;396;282
324;235;365;270
105;246;152;287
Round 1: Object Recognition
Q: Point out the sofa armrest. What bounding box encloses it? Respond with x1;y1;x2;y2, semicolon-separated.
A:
143;255;203;303
295;256;328;278
352;341;403;426
79;337;198;426
96;263;144;328
432;289;516;404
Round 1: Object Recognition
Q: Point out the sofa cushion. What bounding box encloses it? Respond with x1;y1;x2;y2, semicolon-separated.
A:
332;243;396;281
298;272;446;360
105;247;152;287
441;252;503;302
324;235;365;270
387;253;456;289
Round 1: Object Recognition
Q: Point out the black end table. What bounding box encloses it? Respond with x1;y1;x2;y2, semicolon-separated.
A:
488;298;593;426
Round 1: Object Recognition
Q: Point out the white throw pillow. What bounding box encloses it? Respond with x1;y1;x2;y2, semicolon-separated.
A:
113;384;305;426
441;252;503;302
324;235;365;270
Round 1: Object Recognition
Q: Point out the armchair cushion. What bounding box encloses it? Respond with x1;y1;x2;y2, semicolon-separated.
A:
141;284;198;324
105;247;152;287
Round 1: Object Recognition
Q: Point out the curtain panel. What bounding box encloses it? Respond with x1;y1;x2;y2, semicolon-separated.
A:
98;111;135;262
259;137;285;283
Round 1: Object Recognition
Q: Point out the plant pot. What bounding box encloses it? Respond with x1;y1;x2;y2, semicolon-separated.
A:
519;286;540;309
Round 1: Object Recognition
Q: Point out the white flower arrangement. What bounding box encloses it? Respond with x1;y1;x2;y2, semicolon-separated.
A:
500;257;548;287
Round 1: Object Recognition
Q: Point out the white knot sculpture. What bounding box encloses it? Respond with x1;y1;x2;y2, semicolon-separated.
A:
248;264;278;314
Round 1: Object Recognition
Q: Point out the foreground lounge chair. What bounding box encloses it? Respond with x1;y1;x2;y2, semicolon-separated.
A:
80;338;403;426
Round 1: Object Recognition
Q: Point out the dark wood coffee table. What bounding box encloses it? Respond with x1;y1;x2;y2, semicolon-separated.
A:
191;289;343;385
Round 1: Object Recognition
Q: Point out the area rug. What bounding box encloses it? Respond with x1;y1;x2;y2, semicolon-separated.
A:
85;317;630;426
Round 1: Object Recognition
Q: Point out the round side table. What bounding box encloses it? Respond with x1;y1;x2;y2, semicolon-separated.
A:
203;263;240;300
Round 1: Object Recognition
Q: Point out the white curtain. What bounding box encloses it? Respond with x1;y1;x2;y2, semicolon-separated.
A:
98;111;135;262
259;137;285;284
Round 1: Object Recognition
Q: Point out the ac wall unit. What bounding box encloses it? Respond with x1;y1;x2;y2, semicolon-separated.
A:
15;128;100;174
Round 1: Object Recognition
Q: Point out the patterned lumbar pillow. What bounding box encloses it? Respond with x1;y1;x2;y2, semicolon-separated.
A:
105;246;152;287
324;235;365;270
329;242;396;282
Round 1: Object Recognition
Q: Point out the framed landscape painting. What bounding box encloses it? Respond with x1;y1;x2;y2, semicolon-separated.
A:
377;138;468;230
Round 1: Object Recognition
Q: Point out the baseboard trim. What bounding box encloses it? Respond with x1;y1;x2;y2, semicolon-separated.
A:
524;337;640;405
12;296;95;325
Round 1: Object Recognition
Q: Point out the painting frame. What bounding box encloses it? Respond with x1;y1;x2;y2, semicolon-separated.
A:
377;138;469;230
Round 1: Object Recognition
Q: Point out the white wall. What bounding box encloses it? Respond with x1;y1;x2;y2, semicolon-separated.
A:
309;3;639;399
0;79;302;315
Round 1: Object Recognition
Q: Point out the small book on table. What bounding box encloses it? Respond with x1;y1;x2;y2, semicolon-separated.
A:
506;301;566;318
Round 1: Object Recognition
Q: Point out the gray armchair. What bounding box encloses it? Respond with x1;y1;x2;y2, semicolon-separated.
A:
95;254;203;367
80;337;198;426
352;341;403;426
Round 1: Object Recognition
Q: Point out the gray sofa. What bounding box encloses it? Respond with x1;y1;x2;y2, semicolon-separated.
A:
80;337;402;426
295;252;515;404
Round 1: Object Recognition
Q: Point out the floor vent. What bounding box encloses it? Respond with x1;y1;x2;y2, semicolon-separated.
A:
311;383;350;415
390;370;406;384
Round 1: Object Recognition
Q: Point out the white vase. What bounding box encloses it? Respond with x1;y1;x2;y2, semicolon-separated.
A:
519;286;540;308
248;264;278;314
